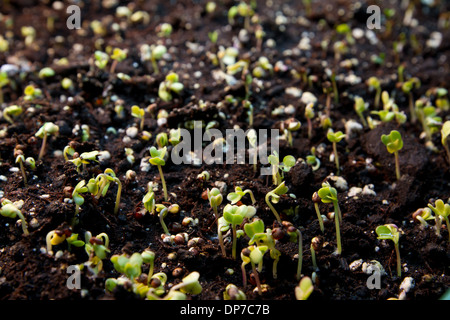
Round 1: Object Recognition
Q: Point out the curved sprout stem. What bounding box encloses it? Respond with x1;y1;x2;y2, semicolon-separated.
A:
158;165;168;202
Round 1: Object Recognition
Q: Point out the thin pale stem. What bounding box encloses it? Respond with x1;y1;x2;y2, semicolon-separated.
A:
394;151;401;181
159;210;170;235
272;255;279;279
395;243;401;277
333;142;340;175
241;262;247;288
16;211;29;235
251;262;262;295
296;230;303;281
18;160;27;186
218;227;226;257
158;165;168;201
314;203;324;233
265;193;282;224
333;202;342;255
232;224;237;260
38;134;48;161
114;179;122;215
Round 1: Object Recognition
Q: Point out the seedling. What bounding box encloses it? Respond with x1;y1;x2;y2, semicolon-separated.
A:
94;51;109;70
35;122;59;161
217;216;229;257
3;105;22;124
295;276;314;300
268;151;295;185
371;91;407;125
283;118;301;147
375;224;402;277
0;199;29;235
244;219;280;279
149;146;168;201
72;180;88;225
412;207;435;228
158;72;184;102
306;147;321;172
110;47;127;74
46;229;85;255
69;151;100;173
207;187;223;225
441;121;450;165
223;284;246;300
318;182;342;255
223;204;256;260
381;130;403;181
243;100;253;127
131;105;145;130
15;152;27;186
354;96;368;127
327;129;346;175
143;189;156;214
227;186;256;205
156;132;168;149
285;222;303;280
98;168;122;215
265;181;289;224
310;236;322;271
140;44;167;75
428;199;450;243
84;231;110;275
367;76;382;109
401;77;420;123
247;129;258;173
125;148;135;165
169;128;181;146
312;192;325;233
23;85;43;101
304;102;315;139
38;67;55;79
155;204;170;235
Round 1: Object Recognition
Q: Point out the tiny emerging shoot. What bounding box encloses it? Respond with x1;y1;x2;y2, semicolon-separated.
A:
35;122;59;161
375;224;402;277
223;284;246;300
131;105;145;130
0;199;29;235
149;146;168;201
285;222;303;281
327;129;346;175
158;72;184;102
268;151;295;186
306;147;321;171
223;204;256;260
381;130;403;181
428;199;450;243
295;276;314;300
318;182;342;255
265;181;288;224
207;187;223;226
155;204;170;235
227;186;256;205
354;96;368;127
3;105;22;124
312;192;325;233
367;76;382;109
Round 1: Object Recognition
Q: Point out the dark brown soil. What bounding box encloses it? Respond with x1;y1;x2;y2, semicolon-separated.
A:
0;0;449;301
